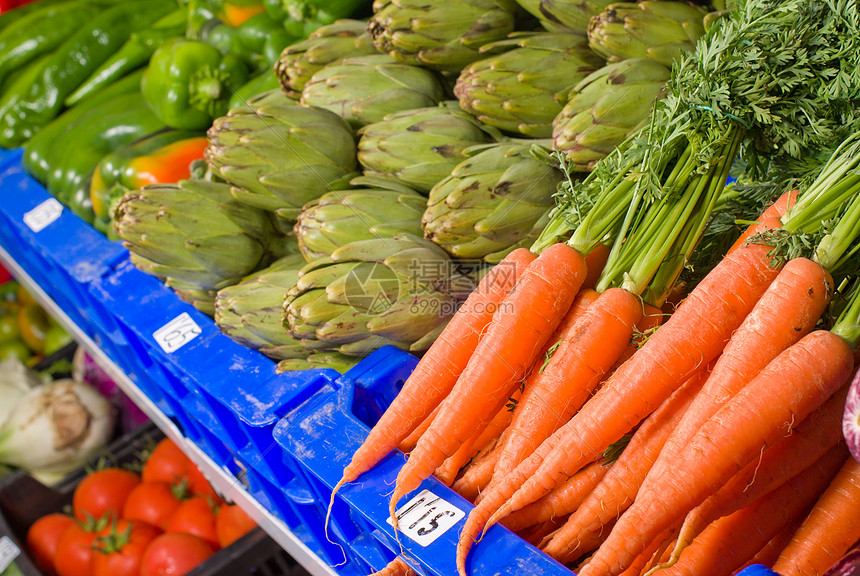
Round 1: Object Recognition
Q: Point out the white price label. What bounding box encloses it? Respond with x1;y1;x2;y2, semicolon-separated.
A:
153;313;202;353
387;490;465;547
23;198;63;232
0;536;20;573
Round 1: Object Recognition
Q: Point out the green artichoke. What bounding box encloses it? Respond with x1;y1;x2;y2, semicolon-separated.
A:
276;351;360;373
275;20;378;98
214;253;310;360
422;142;562;263
283;234;478;356
205;89;359;218
587;2;707;66
300;54;447;129
515;0;616;33
552;58;670;171
356;102;497;193
453;33;604;138
294;175;427;261
368;0;521;72
113;178;290;316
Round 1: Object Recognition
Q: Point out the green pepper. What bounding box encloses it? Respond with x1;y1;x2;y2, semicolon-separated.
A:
141;38;249;130
0;0;70;34
64;8;187;107
90;131;206;222
199;18;237;55
186;0;217;38
0;1;102;87
262;0;364;26
231;11;298;70
210;0;266;26
0;51;55;123
23;70;145;183
47;92;168;222
228;69;281;109
0;0;175;148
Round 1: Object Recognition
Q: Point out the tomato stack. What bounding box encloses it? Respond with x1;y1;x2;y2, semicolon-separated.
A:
25;438;257;576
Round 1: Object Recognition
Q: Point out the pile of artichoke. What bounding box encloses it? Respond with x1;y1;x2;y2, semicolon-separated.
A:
111;0;714;372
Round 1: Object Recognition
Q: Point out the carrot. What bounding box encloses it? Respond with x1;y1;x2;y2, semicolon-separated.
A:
329;248;535;512
390;243;586;528
773;456;860;576
579;329;855;576
398;403;440;454
604;527;677;576
668;384;849;566
542;368;709;564
608;302;665;375
456;241;782;576
726;188;798;255
451;446;499;503
501;459;609;533
655;446;847;576
517;517;569;548
745;519;805;571
434;387;522;486
369;557;416;576
583;243;611;289
488;287;643;489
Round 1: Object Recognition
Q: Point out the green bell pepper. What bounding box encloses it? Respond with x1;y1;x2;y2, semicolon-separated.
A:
0;0;70;34
64;8;187;107
231;11;298;71
199;18;237;54
0;0;175;148
141;38;249;130
263;0;365;26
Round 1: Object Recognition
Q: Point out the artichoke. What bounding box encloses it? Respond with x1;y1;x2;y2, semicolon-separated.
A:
368;0;521;72
283;234;478;356
294;175;427;261
453;33;604;138
422;142;562;263
356;102;497;193
515;0;616;33
300;54;447;129
587;2;707;66
205;89;359;219
552;58;670;171
113;178;289;316
214;253;310;361
275;20;378;98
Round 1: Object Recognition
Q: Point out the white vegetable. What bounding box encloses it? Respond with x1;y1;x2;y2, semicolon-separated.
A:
0;379;114;474
0;357;40;427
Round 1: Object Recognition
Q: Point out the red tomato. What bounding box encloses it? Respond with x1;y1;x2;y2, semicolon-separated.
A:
122;483;184;531
91;519;160;576
140;533;215;576
142;439;191;485
73;468;141;523
54;523;98;576
166;497;220;549
26;513;75;576
184;463;218;499
215;504;257;548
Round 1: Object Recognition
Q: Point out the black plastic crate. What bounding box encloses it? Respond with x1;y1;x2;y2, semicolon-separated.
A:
0;422;311;576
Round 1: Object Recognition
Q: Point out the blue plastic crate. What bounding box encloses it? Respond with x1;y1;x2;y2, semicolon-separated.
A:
272;346;574;576
736;566;781;576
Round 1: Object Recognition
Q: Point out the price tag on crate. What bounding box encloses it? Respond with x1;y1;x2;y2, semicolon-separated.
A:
154;313;202;353
387;490;465;547
23;198;63;232
0;536;20;572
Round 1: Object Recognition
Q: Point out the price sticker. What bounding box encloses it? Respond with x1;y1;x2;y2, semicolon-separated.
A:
23;198;63;232
153;313;202;353
387;490;465;547
0;536;20;572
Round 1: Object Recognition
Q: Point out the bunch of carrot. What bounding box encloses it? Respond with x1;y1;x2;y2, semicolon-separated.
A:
328;127;860;576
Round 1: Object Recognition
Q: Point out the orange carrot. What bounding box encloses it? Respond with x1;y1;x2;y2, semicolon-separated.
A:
745;519;805;571
542;368;709;564
726;188;798;255
580;329;855;576
434;387;522;486
488;287;643;489
607;302;665;375
501;459;609;533
398;403;440;454
583;243;611;289
669;384;849;565
452;446;500;503
369;557;416;576
457;241;782;576
390;243;586;527
606;527;677;576
330;248;535;506
656;446;847;576
773;456;860;576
